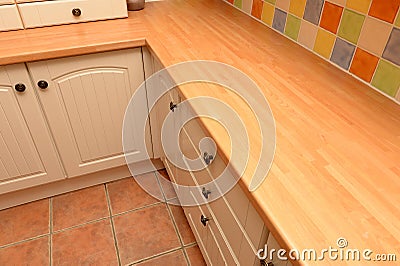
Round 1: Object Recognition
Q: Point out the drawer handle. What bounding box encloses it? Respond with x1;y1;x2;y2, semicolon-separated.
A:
15;83;26;92
202;187;211;199
200;215;210;226
169;101;177;112
203;152;214;165
72;8;82;17
37;80;48;90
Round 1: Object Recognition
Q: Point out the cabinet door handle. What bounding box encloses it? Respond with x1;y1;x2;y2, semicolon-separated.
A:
37;80;48;90
15;83;26;92
202;187;211;199
169;101;177;112
200;215;210;226
72;8;82;17
203;152;214;165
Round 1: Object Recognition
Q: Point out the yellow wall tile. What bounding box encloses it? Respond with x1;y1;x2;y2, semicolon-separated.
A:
289;0;307;18
346;0;371;14
313;29;336;59
261;2;275;26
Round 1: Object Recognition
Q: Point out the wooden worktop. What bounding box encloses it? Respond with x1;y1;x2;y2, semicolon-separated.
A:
1;0;399;265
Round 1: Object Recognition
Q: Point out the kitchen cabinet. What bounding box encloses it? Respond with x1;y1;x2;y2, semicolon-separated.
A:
0;4;24;31
0;64;64;194
27;48;150;178
18;0;127;29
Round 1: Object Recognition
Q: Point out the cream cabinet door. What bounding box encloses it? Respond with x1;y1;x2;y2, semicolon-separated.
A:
27;48;151;178
0;64;64;194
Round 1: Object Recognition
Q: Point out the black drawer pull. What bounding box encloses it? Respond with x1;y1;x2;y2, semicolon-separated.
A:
200;215;210;226
202;187;211;199
72;8;82;17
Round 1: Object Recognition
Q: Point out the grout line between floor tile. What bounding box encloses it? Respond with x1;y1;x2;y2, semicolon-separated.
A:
153;171;168;202
111;201;163;218
0;234;49;249
49;198;53;266
104;184;122;266
165;202;185;247
128;246;184;265
52;217;109;234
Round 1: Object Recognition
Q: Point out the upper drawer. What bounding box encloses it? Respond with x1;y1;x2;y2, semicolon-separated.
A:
0;5;24;31
0;0;14;5
18;0;127;28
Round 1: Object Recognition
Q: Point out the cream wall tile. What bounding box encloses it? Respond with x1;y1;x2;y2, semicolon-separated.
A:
242;0;253;14
358;16;392;56
396;87;400;102
298;20;318;49
275;0;290;11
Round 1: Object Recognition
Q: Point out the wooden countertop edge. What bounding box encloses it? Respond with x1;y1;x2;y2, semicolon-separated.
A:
0;39;146;66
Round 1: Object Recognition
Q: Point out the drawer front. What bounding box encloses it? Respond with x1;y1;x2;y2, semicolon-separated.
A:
0;0;14;5
18;0;127;28
0;5;24;31
184;191;238;265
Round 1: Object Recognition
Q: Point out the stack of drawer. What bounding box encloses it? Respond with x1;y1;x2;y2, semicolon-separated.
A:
163;91;270;265
0;0;23;31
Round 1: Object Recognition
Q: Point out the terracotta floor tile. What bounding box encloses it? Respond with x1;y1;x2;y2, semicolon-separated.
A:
0;236;49;265
52;219;118;266
52;185;109;231
157;169;177;200
113;204;181;264
135;250;187;266
169;205;196;245
185;245;206;266
0;199;49;246
107;176;160;215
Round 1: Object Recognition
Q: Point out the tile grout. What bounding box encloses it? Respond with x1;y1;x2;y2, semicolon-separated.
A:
49;198;53;266
0;171;202;265
128;246;184;265
104;184;122;266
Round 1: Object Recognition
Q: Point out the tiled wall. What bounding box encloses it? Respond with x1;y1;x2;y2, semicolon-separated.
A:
225;0;400;102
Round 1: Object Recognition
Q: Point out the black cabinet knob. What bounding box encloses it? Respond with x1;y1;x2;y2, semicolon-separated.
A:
37;80;48;89
72;8;82;17
15;83;26;92
200;215;210;226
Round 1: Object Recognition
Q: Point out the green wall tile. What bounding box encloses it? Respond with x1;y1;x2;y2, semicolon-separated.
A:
395;11;400;27
338;9;365;44
264;0;276;4
285;14;301;40
371;60;400;97
234;0;242;8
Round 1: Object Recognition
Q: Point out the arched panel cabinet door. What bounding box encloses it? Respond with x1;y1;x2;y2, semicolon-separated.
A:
27;48;152;178
0;64;65;194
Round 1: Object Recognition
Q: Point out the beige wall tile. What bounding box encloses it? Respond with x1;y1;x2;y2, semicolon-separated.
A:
242;0;253;14
276;0;290;11
396;87;400;102
298;20;318;49
358;16;392;56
